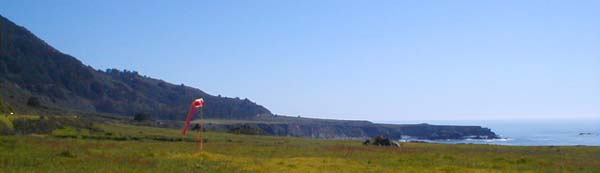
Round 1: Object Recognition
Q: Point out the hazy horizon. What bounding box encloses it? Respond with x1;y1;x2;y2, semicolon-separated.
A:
2;1;598;121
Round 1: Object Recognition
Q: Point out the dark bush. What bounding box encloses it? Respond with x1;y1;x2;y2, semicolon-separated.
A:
227;124;266;135
0;121;15;135
57;150;76;158
0;98;13;113
133;112;151;121
370;135;394;146
26;97;41;107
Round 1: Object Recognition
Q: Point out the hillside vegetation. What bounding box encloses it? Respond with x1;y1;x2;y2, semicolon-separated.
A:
0;15;270;120
0;96;14;112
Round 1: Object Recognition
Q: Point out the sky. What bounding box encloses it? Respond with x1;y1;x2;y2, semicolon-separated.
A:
1;0;598;121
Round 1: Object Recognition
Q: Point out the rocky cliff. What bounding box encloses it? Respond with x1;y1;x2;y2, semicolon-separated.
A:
197;116;499;140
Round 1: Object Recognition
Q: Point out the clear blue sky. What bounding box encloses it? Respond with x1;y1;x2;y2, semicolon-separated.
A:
2;0;598;121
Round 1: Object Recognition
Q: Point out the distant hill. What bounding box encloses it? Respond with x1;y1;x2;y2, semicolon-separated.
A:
0;15;271;120
0;15;501;140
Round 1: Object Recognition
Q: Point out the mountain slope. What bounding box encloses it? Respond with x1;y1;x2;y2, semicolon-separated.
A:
0;15;271;120
0;15;500;140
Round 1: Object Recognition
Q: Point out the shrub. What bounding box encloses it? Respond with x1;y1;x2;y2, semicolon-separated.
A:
134;112;151;121
57;150;76;158
26;97;41;107
0;116;15;135
0;98;14;114
51;126;78;138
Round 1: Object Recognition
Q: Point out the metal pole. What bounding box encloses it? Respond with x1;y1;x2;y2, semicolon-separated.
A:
198;107;203;155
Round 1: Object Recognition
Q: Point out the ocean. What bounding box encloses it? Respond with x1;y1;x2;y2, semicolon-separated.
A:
377;118;600;146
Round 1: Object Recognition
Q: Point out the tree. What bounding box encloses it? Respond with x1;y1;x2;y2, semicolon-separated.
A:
133;112;151;121
0;98;14;114
27;97;41;107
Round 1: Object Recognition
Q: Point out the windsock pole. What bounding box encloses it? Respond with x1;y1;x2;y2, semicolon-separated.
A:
181;98;205;156
197;107;204;155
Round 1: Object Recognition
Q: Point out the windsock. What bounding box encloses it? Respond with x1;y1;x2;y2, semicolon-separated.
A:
182;98;204;136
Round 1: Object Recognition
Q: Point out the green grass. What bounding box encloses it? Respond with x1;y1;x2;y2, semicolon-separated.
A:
1;123;599;172
0;115;13;129
1;114;44;129
6;114;41;121
198;119;285;124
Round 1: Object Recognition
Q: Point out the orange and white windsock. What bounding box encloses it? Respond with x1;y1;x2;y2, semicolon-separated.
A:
182;98;204;136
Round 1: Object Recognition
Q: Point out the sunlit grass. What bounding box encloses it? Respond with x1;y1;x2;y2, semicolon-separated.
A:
0;114;13;129
7;114;41;121
1;123;599;172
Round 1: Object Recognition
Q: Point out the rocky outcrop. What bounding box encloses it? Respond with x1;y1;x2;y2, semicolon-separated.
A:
364;135;401;147
379;123;498;140
201;119;499;140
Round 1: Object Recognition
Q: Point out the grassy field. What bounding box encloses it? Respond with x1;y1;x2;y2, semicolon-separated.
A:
1;122;599;172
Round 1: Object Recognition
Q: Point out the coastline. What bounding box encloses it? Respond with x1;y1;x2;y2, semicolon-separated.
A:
380;118;600;146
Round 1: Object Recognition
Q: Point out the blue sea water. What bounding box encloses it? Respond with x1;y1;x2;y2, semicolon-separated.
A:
377;118;600;146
